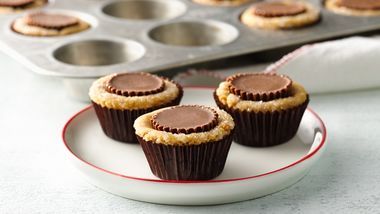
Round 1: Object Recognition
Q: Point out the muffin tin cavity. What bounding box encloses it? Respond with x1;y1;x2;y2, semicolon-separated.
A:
102;0;187;20
148;20;239;47
53;39;145;66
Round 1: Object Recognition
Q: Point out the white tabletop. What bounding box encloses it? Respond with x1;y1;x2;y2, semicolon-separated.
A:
1;50;380;214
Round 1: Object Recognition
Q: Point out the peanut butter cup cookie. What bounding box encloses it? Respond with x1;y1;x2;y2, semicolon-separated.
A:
89;72;183;144
0;0;46;14
241;0;320;29
12;12;90;36
134;105;235;180
193;0;250;7
325;0;380;16
214;73;309;147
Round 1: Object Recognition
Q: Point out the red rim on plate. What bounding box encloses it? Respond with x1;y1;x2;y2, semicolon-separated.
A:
62;86;327;184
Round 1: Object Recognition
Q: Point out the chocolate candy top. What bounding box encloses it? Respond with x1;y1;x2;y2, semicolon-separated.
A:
337;0;380;10
25;13;79;29
0;0;34;7
252;1;306;17
151;105;219;134
106;73;166;97
227;73;292;101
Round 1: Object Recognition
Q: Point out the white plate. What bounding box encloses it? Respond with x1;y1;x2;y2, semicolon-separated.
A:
62;87;327;205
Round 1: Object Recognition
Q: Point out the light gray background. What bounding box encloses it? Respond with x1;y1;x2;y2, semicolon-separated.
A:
1;51;380;214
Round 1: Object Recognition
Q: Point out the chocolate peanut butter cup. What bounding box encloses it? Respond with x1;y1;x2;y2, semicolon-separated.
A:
151;105;218;134
336;0;380;10
135;105;235;180
0;0;34;7
90;72;183;144
252;2;307;17
228;73;292;101
214;72;309;147
106;73;165;97
25;13;79;29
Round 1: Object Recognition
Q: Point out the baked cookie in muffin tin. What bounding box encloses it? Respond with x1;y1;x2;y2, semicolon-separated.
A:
325;0;380;16
241;0;320;29
0;0;46;14
12;12;90;36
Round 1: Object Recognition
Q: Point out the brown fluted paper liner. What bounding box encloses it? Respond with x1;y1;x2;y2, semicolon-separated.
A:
137;132;234;180
92;89;183;143
214;92;308;147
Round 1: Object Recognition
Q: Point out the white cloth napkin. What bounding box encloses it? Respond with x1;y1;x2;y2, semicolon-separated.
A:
266;37;380;94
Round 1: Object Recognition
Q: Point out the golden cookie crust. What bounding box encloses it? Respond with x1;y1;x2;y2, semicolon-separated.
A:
192;0;251;6
134;107;235;146
0;0;46;14
12;15;90;37
89;74;182;111
215;79;308;112
241;0;320;29
325;0;380;16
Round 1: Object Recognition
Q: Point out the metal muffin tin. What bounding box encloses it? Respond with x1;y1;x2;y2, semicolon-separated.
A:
2;0;380;101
